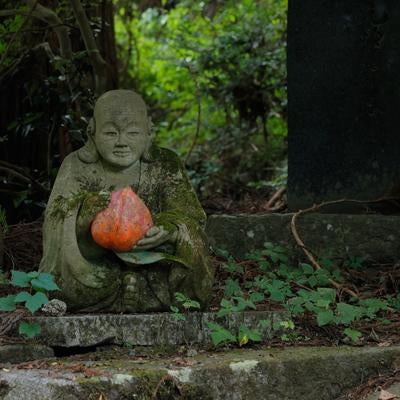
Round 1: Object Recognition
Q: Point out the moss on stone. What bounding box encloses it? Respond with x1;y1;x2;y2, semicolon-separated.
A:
50;191;110;221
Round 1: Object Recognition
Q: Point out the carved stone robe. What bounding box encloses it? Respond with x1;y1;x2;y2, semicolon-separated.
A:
40;145;214;312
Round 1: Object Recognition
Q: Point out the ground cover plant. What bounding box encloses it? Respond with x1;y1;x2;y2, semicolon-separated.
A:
205;242;400;347
0;0;288;224
0;270;59;338
0;241;399;346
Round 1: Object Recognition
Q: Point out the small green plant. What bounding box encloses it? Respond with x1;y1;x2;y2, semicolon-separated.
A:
343;256;365;270
206;321;264;347
343;328;362;343
222;256;244;275
278;319;300;342
170;292;201;321
207;322;236;346
0;270;59;338
218;244;395;345
387;294;400;310
238;324;262;346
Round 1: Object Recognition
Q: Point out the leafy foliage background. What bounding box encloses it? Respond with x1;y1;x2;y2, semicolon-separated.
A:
0;0;287;223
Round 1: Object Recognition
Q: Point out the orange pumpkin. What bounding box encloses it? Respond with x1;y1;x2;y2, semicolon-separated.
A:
91;187;153;252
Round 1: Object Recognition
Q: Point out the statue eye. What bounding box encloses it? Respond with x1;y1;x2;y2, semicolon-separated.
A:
127;131;140;136
104;131;117;136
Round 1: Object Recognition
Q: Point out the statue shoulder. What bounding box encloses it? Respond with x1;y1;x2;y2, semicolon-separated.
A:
149;145;184;172
58;151;83;173
54;151;90;183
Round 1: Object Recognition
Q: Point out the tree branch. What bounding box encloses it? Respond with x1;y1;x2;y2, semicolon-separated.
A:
0;3;72;59
69;0;107;94
26;0;72;58
290;196;400;299
0;1;39;67
0;161;49;194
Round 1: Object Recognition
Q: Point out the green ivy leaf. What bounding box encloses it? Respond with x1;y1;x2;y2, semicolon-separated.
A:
14;291;32;303
224;278;242;298
170;306;186;321
238;325;262;344
19;322;41;338
233;296;256;311
207;322;236;346
27;271;40;279
358;298;388;318
316;299;331;309
286;296;305;315
31;273;59;292
317;310;335;326
258;319;272;330
317;288;336;303
314;269;331;286
336;303;362;325
25;292;48;314
249;291;264;303
300;263;314;275
0;295;16;311
307;275;318;287
343;328;362;343
11;271;30;288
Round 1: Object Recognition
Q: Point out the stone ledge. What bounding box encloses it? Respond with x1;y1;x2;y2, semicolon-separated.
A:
206;213;400;261
32;311;286;348
0;345;53;364
1;345;400;399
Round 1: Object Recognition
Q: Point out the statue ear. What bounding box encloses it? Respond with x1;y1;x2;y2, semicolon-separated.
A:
78;119;99;164
142;117;154;162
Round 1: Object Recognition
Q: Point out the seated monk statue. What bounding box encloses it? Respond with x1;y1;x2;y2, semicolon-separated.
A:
39;90;214;312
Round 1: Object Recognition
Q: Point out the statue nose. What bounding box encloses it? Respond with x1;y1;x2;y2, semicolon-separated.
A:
116;133;128;146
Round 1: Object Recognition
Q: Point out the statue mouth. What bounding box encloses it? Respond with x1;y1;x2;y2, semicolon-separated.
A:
113;151;131;157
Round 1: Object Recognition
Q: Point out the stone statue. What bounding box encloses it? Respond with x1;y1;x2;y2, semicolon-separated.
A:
39;90;214;312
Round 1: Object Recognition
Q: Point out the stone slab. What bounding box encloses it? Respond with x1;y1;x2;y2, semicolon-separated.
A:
366;383;400;400
1;345;400;399
31;311;286;348
287;1;400;210
0;345;53;364
207;213;400;261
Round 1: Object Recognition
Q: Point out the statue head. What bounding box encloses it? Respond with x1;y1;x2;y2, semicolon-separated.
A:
78;90;153;167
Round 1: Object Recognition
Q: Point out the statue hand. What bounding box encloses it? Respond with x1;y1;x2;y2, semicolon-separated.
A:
135;226;176;250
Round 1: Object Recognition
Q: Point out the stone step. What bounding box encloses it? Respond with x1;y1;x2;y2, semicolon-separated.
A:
207;213;400;262
0;345;53;364
31;311;286;348
1;345;400;400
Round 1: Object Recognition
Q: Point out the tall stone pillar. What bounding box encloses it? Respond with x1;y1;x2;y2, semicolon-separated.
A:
287;0;400;210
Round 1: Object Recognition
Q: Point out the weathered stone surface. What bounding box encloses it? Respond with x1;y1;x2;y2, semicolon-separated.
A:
207;213;400;261
0;345;53;364
32;311;285;348
366;383;400;400
1;346;400;399
287;1;400;210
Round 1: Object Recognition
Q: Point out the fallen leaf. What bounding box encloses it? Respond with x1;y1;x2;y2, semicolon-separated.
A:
379;389;399;400
84;368;103;378
378;342;392;347
70;364;86;373
170;357;196;367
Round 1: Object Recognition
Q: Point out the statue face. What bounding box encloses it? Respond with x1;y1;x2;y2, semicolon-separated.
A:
94;103;149;169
